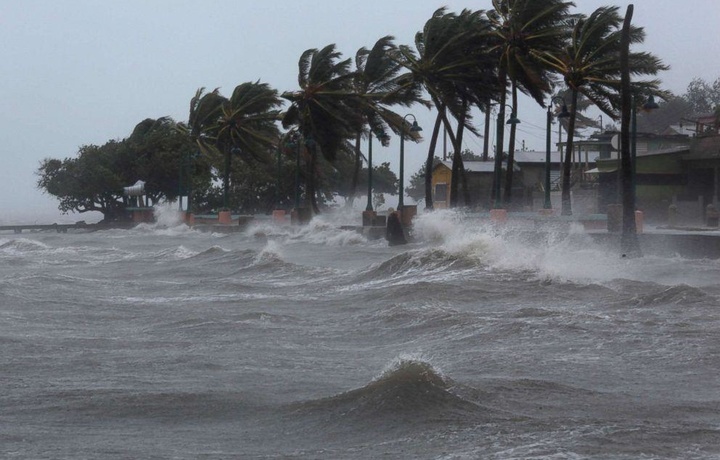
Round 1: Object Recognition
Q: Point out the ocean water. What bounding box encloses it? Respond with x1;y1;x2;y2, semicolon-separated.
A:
2;208;719;459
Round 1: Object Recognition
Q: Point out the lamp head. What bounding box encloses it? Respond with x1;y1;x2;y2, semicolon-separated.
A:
410;120;422;132
643;95;660;110
506;112;521;125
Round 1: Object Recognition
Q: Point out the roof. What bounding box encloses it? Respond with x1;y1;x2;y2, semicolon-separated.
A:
436;160;496;173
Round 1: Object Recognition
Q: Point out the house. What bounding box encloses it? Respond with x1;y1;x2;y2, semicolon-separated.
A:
431;160;496;209
594;131;694;223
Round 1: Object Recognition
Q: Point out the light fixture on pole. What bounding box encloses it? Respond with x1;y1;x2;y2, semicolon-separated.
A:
597;114;604;134
493;104;520;209
544;97;570;210
398;114;422;210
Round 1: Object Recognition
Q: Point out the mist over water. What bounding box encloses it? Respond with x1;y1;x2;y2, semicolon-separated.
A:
2;209;719;459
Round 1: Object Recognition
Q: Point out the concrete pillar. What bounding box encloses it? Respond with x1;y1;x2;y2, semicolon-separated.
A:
362;210;377;227
490;208;508;223
272;209;286;224
218;211;232;224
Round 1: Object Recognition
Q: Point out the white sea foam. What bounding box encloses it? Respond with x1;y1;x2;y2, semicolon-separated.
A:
410;209;702;286
254;239;285;264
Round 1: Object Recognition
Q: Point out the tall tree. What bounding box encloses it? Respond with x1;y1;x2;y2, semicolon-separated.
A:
683;76;720;114
487;0;574;208
394;8;498;209
214;82;283;210
535;6;668;215
348;36;423;205
282;44;364;214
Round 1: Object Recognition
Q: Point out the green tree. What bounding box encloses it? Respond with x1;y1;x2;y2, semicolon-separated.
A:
394;8;498;209
37;118;210;221
487;0;574;207
683;76;720;114
282;44;364;214
127;117;201;204
347;36;422;205
37;143;126;220
536;6;668;215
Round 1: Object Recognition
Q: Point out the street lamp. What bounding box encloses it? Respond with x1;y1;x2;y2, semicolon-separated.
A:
597;114;604;134
493;104;520;209
366;129;389;212
398;114;422;210
544;97;570;209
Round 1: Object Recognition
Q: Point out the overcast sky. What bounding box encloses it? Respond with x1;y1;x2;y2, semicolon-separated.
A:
1;0;718;222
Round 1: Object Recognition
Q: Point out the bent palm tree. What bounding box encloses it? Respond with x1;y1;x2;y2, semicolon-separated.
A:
282;44;364;214
535;6;668;215
348;36;423;206
487;0;574;207
394;8;498;209
182;83;282;211
214;82;283;210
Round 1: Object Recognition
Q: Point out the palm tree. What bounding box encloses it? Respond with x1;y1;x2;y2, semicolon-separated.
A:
347;36;423;206
182;84;282;211
282;44;364;214
394;8;498;209
214;82;283;210
181;88;226;212
487;0;574;208
185;88;226;156
535;6;668;215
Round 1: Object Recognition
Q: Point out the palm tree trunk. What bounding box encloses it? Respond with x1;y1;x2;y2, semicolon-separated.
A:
492;67;508;207
561;89;579;216
348;132;362;206
620;4;640;256
482;103;491;162
455;99;471;207
306;145;320;215
504;83;518;207
424;112;444;210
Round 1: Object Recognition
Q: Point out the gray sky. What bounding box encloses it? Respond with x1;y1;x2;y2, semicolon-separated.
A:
2;0;718;222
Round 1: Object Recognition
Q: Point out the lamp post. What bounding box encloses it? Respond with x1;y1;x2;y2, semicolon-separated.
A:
597;114;604;134
493;104;520;209
366;129;388;212
544;98;570;209
398;114;422;210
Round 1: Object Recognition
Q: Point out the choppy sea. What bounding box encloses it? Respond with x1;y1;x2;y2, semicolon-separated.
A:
1;207;719;459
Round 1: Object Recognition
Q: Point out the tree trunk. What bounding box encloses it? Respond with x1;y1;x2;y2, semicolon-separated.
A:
492;67;508;207
620;4;641;256
307;145;320;215
347;132;362;206
482;103;491;162
561;89;579;216
456;100;471;207
424;111;443;210
504;83;518;207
